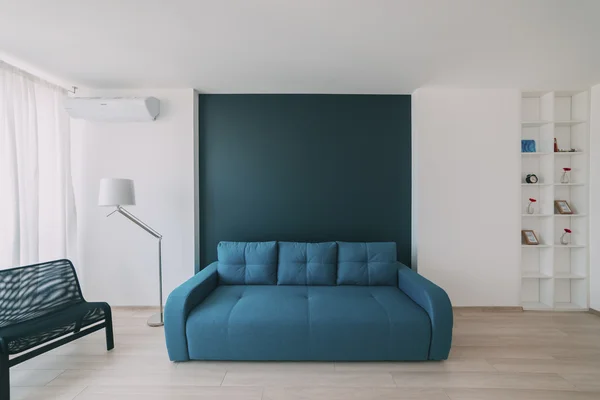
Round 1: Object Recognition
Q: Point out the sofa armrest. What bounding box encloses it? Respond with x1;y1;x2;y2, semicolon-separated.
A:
164;262;218;361
397;262;453;360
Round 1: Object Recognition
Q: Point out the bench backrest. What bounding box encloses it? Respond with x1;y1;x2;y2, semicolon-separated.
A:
0;259;83;327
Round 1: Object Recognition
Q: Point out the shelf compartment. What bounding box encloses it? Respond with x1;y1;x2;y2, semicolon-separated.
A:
554;183;585;186
554;92;588;122
521;183;553;215
521;246;553;280
553;302;587;311
554;214;586;217
554;152;585;155
521;275;553;309
522;92;553;122
554;279;587;309
522;301;553;311
554;187;587;216
521;217;553;246
554;244;587;278
521;273;553;308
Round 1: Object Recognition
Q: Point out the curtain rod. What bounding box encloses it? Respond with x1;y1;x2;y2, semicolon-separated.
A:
0;60;77;94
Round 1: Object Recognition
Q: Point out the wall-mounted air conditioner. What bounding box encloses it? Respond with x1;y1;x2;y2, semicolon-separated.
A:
64;97;160;122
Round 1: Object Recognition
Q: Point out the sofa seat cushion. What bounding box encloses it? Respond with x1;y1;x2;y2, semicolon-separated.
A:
186;285;431;361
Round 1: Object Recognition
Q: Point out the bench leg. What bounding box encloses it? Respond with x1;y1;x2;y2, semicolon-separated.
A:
105;309;114;351
0;351;9;400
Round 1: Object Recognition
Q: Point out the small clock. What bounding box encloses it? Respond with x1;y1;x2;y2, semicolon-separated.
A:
525;174;538;184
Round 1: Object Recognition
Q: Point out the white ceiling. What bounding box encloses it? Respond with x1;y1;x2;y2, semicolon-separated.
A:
1;0;599;93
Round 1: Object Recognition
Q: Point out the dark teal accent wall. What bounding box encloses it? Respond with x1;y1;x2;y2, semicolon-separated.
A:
198;94;411;270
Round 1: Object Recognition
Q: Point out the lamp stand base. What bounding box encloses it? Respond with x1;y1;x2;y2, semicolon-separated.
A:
147;312;164;327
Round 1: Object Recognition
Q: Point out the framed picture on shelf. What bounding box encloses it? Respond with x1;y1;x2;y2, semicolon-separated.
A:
521;230;540;245
554;200;573;215
521;140;536;153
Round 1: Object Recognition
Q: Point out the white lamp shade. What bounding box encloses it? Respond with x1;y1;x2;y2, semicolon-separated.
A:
98;178;136;206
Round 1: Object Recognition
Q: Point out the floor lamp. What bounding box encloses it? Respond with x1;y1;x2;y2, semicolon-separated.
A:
98;178;164;327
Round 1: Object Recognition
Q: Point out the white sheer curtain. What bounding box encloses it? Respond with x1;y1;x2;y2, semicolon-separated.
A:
0;61;77;269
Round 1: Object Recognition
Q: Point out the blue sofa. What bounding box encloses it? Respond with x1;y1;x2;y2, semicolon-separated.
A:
164;241;452;361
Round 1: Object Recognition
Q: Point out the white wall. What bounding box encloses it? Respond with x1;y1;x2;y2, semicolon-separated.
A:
412;88;521;306
590;85;600;311
72;89;197;306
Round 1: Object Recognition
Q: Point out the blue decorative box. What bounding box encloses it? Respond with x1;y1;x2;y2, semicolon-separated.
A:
521;140;536;153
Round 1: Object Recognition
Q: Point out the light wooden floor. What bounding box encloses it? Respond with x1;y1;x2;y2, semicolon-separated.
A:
9;308;600;400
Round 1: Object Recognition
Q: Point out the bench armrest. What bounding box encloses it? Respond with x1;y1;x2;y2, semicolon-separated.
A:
397;262;453;360
164;262;218;361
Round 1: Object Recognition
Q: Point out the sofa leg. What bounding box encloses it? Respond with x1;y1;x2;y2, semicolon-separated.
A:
104;306;115;351
0;351;9;400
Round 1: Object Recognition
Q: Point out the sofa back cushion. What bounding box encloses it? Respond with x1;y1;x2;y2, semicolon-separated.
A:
278;242;337;285
217;241;278;285
337;242;398;286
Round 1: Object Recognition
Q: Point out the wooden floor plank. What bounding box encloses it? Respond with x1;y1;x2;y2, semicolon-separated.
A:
263;387;449;400
47;369;225;387
10;369;65;387
11;386;86;400
334;360;496;373
391;371;576;390
222;371;397;387
74;386;263;400
558;373;600;392
488;358;600;374
445;388;600;400
176;361;335;372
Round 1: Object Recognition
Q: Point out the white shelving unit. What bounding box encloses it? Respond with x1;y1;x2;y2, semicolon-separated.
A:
520;91;589;311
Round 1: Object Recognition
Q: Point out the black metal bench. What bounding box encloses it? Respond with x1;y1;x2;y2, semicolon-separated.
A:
0;259;113;399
